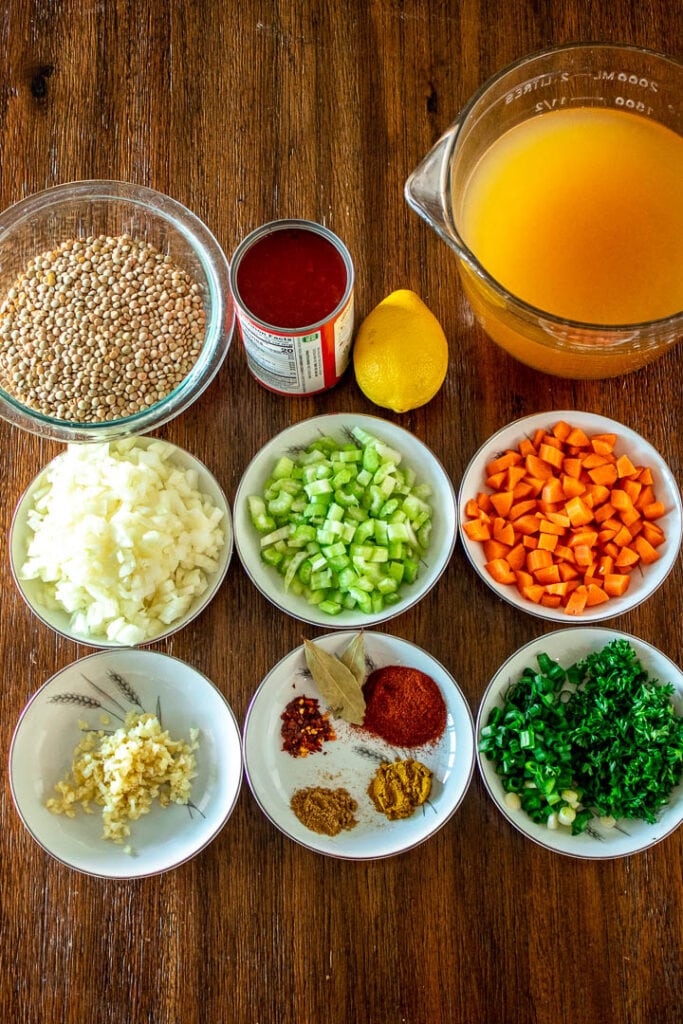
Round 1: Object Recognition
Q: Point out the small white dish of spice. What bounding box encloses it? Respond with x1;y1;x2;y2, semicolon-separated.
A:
242;631;475;859
9;648;243;878
10;436;233;646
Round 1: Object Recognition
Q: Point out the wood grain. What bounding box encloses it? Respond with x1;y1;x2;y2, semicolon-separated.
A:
0;2;681;1022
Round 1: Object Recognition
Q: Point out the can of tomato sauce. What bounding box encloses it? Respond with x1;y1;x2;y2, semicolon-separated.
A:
230;219;355;395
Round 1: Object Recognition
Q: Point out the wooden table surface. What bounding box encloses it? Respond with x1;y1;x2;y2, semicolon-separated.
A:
1;2;681;1022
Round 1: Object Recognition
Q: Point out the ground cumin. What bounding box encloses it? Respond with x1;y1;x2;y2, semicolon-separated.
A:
290;786;358;836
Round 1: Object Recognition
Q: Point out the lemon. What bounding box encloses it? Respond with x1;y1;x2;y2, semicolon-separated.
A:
352;289;448;413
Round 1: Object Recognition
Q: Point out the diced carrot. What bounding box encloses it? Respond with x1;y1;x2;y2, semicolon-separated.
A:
633;535;661;564
594;502;616;524
477;492;493;512
590;433;617;455
610;488;633;512
562;475;588;499
565;496;594;527
515;570;534;589
604;573;630;597
464;498;481;518
587;463;618;487
552;420;572;441
523;477;547;498
506;543;527;570
614;546;639;568
487;451;524;476
506;465;528;490
508;499;538;521
554;544;575;563
493;519;516;546
572;545;594;568
526;548;553;573
565;587;588;615
518;438;537;457
616;453;638;478
483;539;512;562
641;522;665;547
534;564;561;585
520;584;545;604
541;477;565;505
635;485;656;509
562;457;584;479
618;506;641;529
546;511;571;529
642;500;665;520
525;454;555;480
463;518;491;542
585;483;611;507
566;427;590;447
537;532;559;552
585;583;609;606
637;467;654;485
540;594;563;608
515;514;542;535
485;558;516;585
489;491;514;517
485;471;507;490
538;443;564;469
532;428;546;448
581;452;611;470
512;480;538;500
523;535;539;550
538;518;566;537
567;529;599;549
544;581;575;598
622;479;642;504
597;555;614;576
558;562;580;581
613;525;634;548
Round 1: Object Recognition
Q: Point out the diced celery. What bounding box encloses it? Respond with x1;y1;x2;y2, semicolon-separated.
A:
248;424;435;617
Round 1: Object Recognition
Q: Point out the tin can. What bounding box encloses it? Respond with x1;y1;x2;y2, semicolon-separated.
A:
230;219;355;395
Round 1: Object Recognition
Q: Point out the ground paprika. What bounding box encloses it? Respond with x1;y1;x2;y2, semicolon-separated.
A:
362;665;446;747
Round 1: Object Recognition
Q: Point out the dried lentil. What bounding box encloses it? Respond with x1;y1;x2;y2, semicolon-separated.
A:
0;233;206;422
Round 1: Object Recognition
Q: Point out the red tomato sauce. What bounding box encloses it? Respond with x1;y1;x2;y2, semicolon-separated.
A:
235;227;348;329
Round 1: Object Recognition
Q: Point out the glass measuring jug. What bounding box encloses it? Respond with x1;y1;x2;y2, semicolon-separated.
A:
405;43;682;379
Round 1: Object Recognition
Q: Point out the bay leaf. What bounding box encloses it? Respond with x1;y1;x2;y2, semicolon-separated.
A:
303;638;366;725
340;631;366;688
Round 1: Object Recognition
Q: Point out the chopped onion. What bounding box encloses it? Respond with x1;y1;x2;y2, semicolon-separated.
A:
20;440;225;644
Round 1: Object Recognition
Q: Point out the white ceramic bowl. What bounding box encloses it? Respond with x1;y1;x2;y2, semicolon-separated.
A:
9;648;243;878
477;627;683;859
458;410;682;622
243;630;475;859
233;413;457;628
10;437;233;647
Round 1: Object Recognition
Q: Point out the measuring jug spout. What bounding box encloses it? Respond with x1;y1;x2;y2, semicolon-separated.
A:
405;123;463;255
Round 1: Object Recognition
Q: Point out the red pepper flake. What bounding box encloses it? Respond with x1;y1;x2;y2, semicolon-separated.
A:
362;666;446;748
280;695;336;758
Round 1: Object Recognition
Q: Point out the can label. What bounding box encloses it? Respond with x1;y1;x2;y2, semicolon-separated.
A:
238;293;354;395
230;220;355;396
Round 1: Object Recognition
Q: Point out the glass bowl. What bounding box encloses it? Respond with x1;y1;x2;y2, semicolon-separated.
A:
0;180;234;441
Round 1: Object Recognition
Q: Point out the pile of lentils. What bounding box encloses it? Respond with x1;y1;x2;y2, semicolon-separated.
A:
0;233;206;422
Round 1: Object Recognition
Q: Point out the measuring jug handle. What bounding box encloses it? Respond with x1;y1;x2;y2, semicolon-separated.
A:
404;121;463;253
